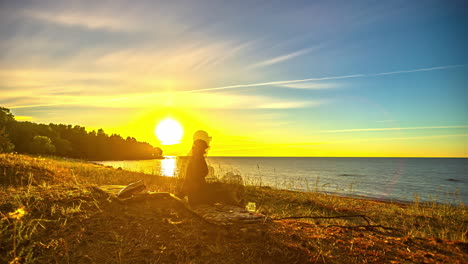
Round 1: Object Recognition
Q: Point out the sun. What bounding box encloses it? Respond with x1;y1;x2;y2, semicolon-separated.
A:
155;118;184;145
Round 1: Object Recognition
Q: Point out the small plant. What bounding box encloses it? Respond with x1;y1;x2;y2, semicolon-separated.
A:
6;206;26;263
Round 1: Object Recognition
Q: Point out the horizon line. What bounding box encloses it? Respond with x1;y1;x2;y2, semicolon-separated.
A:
169;155;467;158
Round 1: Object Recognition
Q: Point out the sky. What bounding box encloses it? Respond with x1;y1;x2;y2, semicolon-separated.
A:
0;0;467;157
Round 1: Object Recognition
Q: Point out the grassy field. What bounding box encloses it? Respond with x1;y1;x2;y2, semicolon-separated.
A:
1;153;467;263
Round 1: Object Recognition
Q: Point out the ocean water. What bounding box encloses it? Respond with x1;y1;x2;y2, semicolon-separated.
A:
95;157;468;204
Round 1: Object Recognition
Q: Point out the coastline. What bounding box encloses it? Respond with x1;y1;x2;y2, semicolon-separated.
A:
95;156;467;205
1;153;466;263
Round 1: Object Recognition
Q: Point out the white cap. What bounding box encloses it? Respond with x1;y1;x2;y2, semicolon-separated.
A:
193;130;212;144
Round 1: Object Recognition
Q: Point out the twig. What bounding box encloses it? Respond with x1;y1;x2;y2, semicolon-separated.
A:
273;214;372;225
324;224;400;231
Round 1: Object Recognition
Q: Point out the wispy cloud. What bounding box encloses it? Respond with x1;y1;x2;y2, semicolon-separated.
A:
5;91;320;110
355;134;468;142
293;134;468;146
322;125;468;133
95;40;253;73
14;116;33;121
248;47;314;69
23;10;135;32
4;64;465;109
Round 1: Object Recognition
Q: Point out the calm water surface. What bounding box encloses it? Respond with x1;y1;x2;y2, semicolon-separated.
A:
95;157;468;204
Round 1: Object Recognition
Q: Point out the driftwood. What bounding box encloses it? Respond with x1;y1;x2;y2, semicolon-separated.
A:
91;185;266;226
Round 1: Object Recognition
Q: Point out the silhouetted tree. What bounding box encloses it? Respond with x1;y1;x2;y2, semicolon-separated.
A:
0;108;15;152
0;106;163;160
0;127;14;153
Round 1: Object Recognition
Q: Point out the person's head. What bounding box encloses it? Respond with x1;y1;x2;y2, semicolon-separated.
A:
192;139;209;155
193;130;211;146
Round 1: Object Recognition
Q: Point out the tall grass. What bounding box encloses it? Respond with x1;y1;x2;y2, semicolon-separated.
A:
0;153;182;263
244;186;467;241
203;157;467;241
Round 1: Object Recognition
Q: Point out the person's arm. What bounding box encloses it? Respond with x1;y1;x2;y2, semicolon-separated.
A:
201;158;208;179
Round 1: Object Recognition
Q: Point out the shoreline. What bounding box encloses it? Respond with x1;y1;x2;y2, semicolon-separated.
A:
1;153;466;263
93;158;467;206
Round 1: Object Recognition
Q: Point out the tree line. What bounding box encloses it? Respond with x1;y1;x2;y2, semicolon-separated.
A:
0;107;163;160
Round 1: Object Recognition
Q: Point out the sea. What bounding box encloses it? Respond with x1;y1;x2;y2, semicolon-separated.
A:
94;157;468;205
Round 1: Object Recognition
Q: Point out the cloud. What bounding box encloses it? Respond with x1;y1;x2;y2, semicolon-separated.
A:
248;47;313;69
5;91;321;110
358;134;468;141
14;116;33;121
321;126;468;133
95;40;253;74
23;10;135;32
293;134;468;146
4;64;466;111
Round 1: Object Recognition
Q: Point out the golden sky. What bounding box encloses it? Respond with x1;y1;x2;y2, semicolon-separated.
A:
1;1;467;157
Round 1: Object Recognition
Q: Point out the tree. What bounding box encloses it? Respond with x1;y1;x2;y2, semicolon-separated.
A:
154;147;163;157
0;106;164;160
30;136;56;155
0;107;15;126
0;127;14;153
52;137;72;156
0;107;15;153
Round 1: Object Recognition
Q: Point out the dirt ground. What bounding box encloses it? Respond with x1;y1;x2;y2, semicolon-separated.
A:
20;188;466;264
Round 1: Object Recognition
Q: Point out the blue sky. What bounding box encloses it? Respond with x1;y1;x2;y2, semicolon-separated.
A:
0;0;467;156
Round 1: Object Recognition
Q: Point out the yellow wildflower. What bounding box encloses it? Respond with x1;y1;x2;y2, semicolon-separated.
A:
8;206;26;220
9;257;21;264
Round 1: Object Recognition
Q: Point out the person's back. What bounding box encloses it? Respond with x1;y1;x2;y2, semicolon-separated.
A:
181;139;209;205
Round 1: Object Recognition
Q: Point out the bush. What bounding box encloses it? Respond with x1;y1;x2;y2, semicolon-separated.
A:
30;136;56;155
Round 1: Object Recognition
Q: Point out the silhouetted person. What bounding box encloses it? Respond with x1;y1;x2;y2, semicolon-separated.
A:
180;138;210;206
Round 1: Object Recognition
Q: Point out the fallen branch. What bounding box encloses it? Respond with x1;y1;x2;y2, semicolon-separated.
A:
273;214;372;225
324;224;400;231
90;186;218;226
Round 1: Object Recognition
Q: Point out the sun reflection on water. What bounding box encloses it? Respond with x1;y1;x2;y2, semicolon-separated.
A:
160;156;177;177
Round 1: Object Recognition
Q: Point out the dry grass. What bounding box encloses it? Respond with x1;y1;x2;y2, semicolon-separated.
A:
245;186;467;241
1;153;467;263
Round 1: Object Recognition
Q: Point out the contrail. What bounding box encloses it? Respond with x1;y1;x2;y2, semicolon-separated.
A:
184;64;465;93
182;74;364;94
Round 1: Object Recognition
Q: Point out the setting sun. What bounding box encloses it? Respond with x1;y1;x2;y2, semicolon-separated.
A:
155;118;184;145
